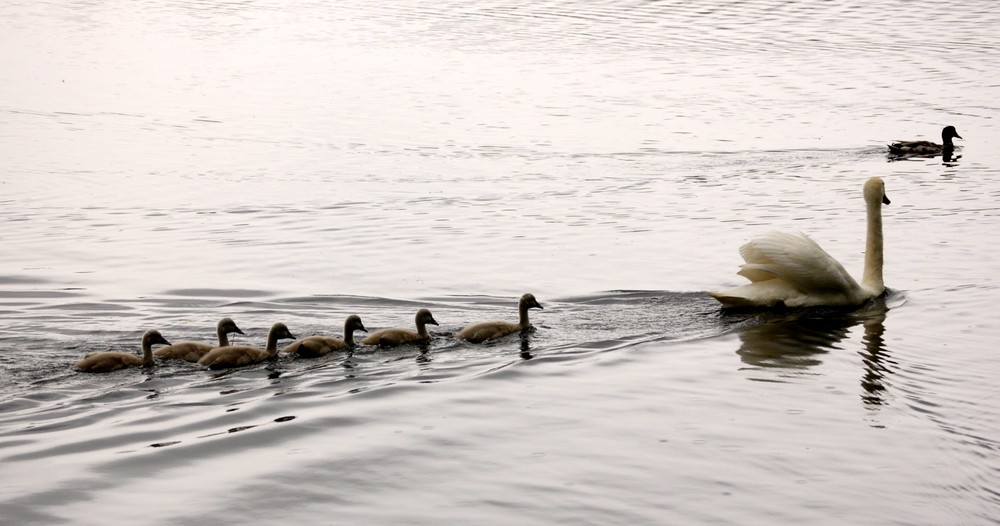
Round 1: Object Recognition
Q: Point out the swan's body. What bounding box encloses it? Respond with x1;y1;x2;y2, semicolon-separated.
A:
457;293;544;343
888;125;961;156
197;322;295;369
710;177;890;309
283;315;367;357
361;308;438;347
154;317;245;362
75;329;171;373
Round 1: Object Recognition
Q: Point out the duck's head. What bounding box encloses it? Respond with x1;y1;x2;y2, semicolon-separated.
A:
943;126;962;141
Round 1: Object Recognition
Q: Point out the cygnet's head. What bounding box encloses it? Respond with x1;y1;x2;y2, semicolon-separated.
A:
346;314;367;333
143;329;171;347
520;293;544;310
416;308;439;326
270;322;296;340
219;317;245;335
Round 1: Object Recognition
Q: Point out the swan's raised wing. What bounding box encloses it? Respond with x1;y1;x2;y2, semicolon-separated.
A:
737;231;860;292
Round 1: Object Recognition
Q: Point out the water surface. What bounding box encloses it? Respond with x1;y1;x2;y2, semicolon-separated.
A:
2;1;999;524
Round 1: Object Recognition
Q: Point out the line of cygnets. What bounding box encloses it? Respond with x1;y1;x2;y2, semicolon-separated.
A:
74;293;545;373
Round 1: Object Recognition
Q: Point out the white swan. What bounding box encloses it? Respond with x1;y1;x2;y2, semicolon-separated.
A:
154;317;245;362
709;177;890;309
75;329;171;373
456;293;544;343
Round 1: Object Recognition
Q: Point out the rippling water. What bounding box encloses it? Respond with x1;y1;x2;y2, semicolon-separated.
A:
3;0;1000;524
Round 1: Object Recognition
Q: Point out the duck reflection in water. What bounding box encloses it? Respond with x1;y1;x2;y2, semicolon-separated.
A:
942;145;961;165
732;297;892;406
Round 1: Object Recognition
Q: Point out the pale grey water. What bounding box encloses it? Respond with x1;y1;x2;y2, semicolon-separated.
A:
2;1;1000;524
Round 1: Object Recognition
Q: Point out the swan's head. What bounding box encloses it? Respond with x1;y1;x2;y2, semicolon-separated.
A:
942;126;962;141
416;308;439;327
346;314;367;333
520;293;544;310
143;329;171;348
864;177;890;206
270;322;296;341
219;317;245;335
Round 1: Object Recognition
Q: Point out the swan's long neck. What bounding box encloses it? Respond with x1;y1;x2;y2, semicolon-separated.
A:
416;321;429;338
218;325;230;347
861;197;884;291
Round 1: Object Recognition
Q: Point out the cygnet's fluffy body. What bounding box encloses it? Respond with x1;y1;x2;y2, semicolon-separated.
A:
361;308;438;347
154;317;245;362
198;322;295;369
456;293;544;343
75;329;171;373
283;315;367;357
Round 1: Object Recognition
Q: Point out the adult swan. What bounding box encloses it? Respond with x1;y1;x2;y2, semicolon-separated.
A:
710;177;890;309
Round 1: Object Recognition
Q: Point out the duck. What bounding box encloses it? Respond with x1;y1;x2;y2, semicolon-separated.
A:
888;125;962;156
361;308;438;347
456;293;544;343
282;315;368;357
709;177;890;309
75;329;171;373
197;322;296;369
154;317;245;362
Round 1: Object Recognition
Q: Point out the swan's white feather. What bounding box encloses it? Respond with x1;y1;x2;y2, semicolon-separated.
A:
737;231;860;292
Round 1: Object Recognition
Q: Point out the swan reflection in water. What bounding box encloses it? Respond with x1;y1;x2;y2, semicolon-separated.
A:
731;295;895;407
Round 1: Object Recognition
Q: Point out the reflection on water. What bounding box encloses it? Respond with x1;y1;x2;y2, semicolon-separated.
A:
887;146;962;165
733;296;894;407
858;302;891;408
518;332;534;360
942;146;961;165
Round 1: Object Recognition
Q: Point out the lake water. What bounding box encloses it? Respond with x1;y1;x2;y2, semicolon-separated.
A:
2;0;1000;524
